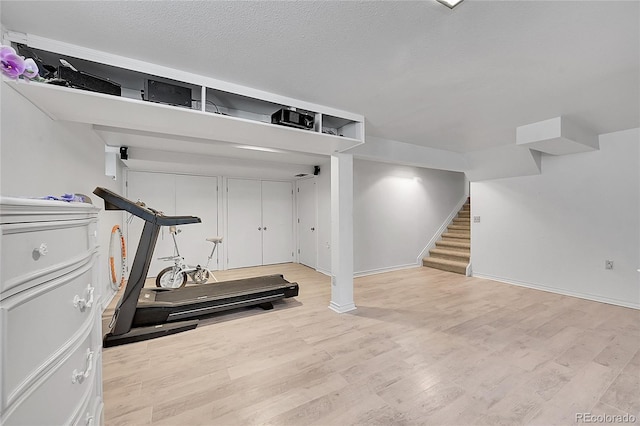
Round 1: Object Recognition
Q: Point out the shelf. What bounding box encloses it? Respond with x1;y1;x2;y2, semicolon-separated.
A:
6;80;363;156
6;38;365;159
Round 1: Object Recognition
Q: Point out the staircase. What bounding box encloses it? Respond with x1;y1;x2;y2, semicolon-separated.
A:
422;200;470;275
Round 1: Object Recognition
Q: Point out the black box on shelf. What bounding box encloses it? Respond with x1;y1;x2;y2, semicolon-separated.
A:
57;66;121;96
271;109;314;130
143;79;192;108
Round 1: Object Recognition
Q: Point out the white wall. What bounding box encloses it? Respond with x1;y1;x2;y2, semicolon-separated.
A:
1;83;124;306
352;159;465;275
471;128;640;308
315;159;466;276
465;144;542;182
316;159;467;275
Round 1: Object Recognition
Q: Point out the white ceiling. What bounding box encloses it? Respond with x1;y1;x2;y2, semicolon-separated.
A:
1;0;638;156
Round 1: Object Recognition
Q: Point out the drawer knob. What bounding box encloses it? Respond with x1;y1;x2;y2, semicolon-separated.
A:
73;284;95;312
71;348;94;384
33;243;48;259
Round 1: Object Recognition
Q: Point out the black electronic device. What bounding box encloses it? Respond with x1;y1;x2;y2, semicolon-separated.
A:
313;166;321;176
93;187;299;347
143;79;192;108
56;66;121;96
119;146;129;160
271;109;314;130
15;44;57;79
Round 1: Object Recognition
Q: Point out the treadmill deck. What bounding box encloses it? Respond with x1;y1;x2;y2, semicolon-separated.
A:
140;274;296;306
133;274;299;327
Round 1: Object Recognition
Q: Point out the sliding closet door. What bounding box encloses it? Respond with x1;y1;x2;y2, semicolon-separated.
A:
126;171;176;276
262;181;294;265
175;175;219;269
226;178;263;269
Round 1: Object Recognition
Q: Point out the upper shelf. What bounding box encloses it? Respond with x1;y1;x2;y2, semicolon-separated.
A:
6;80;364;156
3;33;365;157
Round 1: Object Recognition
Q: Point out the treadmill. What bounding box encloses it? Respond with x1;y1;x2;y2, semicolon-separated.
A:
94;187;299;347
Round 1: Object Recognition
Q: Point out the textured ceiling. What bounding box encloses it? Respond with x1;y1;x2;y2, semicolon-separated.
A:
1;0;638;154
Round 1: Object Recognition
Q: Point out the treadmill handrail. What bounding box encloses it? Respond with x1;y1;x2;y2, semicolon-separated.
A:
93;186;201;337
93;187;201;226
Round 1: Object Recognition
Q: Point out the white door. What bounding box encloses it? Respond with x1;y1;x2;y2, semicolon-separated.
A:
297;178;317;268
175;175;219;270
227;178;263;269
262;181;294;265
126;171;176;277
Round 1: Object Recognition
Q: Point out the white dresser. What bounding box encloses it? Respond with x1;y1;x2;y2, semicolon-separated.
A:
0;197;104;426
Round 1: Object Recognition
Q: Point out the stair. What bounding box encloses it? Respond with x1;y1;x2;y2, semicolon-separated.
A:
423;199;470;275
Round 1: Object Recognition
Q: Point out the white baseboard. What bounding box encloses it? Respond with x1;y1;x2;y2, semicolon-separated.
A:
354;263;421;278
329;301;357;313
319;263;422;279
315;267;331;277
472;272;640;310
417;195;469;263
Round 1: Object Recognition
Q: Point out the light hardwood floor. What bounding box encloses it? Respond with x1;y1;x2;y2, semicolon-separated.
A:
102;264;639;425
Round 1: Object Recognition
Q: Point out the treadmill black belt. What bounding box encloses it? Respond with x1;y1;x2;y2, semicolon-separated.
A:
151;274;292;304
132;274;299;327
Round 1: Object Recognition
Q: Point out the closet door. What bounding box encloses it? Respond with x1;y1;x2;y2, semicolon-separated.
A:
175;175;219;270
126;171;176;277
297;178;317;268
262;181;294;265
227;178;263;269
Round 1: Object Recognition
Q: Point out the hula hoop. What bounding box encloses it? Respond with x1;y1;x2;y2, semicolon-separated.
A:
109;225;127;290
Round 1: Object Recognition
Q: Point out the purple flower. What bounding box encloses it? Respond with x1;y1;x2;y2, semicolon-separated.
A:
1;45;25;79
0;45;16;60
22;58;39;79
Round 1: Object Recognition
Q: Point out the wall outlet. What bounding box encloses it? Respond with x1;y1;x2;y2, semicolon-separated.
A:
473;216;481;223
605;260;614;270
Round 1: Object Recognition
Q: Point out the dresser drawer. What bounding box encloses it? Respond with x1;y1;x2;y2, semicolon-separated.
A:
73;351;103;426
1;255;98;410
1;330;97;426
74;396;103;426
0;197;100;224
1;219;97;295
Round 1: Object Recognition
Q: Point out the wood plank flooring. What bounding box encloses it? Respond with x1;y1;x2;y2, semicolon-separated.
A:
102;264;639;425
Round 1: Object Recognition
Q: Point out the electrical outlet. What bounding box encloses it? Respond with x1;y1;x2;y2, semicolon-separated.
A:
473;216;481;223
605;260;614;270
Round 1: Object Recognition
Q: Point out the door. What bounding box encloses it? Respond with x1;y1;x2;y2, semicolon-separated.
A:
175;175;219;270
227;178;263;269
262;181;294;265
297;178;317;268
126;171;176;276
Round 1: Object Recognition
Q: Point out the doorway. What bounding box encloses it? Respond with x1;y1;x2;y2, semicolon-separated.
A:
297;177;317;269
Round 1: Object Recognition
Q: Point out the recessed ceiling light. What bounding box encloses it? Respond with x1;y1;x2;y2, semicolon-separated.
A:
437;0;464;9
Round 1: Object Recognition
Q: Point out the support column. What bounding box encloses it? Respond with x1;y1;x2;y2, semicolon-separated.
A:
329;153;356;313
